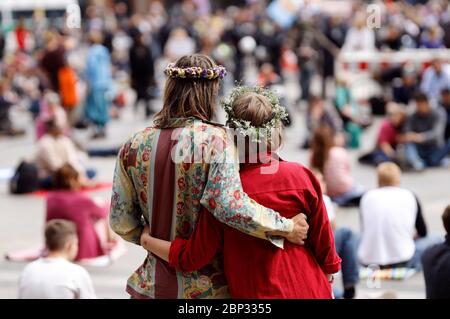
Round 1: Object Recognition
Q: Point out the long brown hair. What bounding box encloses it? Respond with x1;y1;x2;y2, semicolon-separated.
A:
154;54;220;128
310;125;334;173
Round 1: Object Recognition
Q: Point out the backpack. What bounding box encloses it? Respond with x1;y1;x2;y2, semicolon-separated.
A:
10;161;39;194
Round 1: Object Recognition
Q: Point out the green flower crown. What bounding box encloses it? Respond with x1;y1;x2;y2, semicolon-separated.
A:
221;86;288;143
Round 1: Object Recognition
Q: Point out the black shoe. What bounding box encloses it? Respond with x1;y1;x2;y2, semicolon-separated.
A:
75;121;89;129
343;286;356;299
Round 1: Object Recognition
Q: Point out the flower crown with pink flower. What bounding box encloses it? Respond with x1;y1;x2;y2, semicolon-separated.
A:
164;63;227;80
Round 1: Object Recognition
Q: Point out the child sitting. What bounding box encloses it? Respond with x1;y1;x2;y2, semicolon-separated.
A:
18;219;97;299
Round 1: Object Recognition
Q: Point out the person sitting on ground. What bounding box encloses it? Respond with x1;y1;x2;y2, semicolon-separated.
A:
334;75;371;148
46;164;113;262
422;205;450;299
420;58;450;102
18;219;97;299
359;102;407;166
400;92;449;170
358;162;442;270
304;95;344;149
392;67;418;105
34;119;94;189
310;125;365;206
139;87;341;298
342;11;376;52
35;91;69;140
0;80;25;136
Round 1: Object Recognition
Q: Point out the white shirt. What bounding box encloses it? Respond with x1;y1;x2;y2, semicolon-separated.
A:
358;187;417;266
342;27;376;51
35;134;85;179
18;257;97;299
164;37;196;60
420;64;450;102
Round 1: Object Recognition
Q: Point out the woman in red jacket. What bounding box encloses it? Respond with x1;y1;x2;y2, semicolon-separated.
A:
140;87;341;298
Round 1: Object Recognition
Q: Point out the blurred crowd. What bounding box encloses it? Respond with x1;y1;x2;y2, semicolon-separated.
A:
0;0;449;300
1;0;450;165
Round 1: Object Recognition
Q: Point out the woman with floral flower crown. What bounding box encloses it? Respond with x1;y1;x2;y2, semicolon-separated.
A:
110;54;309;299
139;85;341;299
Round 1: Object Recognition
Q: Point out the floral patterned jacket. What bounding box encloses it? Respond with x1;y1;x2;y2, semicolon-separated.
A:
110;117;294;299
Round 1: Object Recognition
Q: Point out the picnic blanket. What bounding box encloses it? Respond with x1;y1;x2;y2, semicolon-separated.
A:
359;267;417;281
31;182;113;197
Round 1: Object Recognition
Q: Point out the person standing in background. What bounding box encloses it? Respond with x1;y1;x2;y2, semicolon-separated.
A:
84;31;113;139
129;32;155;119
164;28;196;61
15;17;27;52
297;32;318;102
0;30;5;60
110;54;309;299
342;12;375;52
39;32;66;92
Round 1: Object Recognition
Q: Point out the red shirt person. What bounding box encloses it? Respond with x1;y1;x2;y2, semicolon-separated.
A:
46;164;108;261
376;103;406;159
168;156;341;298
140;88;341;298
15;18;27;51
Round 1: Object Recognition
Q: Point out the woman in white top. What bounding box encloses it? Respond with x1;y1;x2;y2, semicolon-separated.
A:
35;119;93;188
164;28;196;61
310;125;365;206
342;12;376;52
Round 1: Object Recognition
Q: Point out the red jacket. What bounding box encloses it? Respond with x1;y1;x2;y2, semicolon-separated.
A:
169;156;341;298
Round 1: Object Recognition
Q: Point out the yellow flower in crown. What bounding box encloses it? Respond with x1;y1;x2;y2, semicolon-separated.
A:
164;63;227;80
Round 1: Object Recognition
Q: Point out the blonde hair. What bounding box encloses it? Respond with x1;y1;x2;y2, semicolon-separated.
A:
377;162;401;187
231;92;283;153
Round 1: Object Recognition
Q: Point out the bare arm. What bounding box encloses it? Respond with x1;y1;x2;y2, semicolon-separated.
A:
140;225;170;262
140;209;224;272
